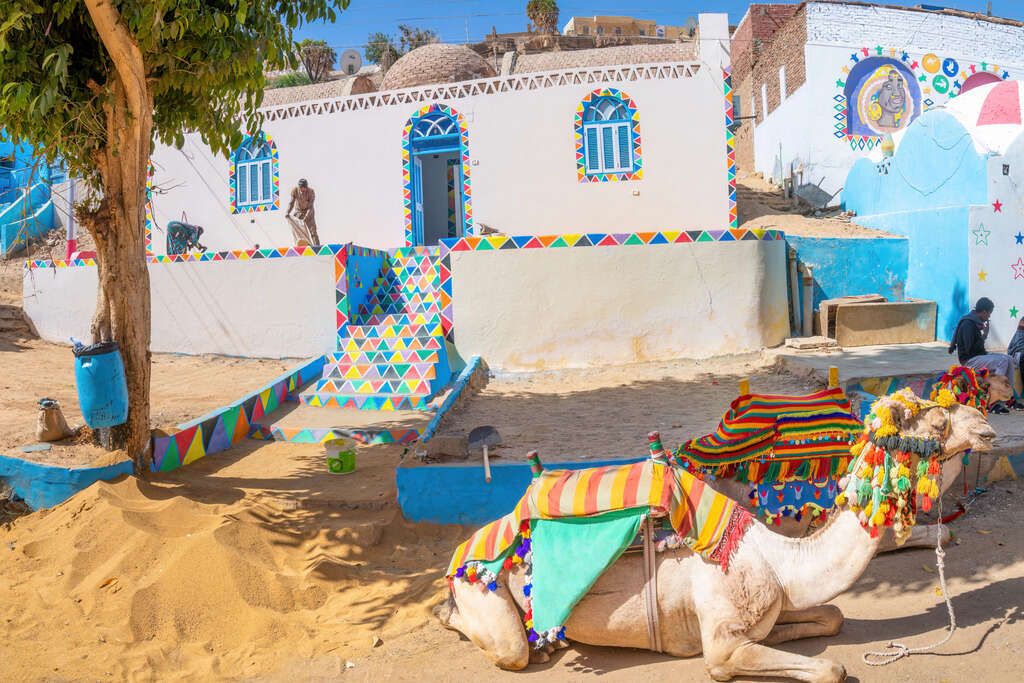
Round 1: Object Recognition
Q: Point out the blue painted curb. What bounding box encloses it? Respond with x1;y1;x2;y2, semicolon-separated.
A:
420;355;481;443
397;456;645;525
0;453;133;510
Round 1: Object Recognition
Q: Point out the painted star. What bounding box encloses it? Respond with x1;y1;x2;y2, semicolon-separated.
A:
994;199;1003;212
1011;306;1019;319
978;269;988;281
1013;258;1024;280
1016;232;1023;245
973;224;991;245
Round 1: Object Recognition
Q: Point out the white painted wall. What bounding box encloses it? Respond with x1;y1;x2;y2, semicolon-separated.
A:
449;241;789;372
149;65;728;253
969;134;1024;350
23;257;337;358
752;2;1024;196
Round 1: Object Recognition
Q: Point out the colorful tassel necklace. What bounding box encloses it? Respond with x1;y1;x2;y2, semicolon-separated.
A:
836;389;946;545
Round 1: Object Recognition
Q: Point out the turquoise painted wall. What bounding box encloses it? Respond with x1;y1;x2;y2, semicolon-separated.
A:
851;207;970;341
787;236;908;312
842;109;989;342
398;457;645;525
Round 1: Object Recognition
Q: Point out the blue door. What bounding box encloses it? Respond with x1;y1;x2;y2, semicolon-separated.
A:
412;155;425;246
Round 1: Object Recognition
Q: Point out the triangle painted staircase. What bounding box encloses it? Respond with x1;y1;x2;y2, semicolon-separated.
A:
300;247;452;410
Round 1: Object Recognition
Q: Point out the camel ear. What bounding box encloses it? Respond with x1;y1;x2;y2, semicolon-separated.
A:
878;399;906;430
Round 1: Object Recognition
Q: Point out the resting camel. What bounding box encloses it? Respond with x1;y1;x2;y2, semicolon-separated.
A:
714;367;1010;551
439;392;995;680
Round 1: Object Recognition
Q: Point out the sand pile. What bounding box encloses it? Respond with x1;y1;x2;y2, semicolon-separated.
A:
0;475;467;680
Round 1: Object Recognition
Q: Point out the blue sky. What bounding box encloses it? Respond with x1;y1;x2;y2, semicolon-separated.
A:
294;1;1024;61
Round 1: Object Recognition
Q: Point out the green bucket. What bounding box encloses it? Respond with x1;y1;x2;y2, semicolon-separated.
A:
325;437;357;474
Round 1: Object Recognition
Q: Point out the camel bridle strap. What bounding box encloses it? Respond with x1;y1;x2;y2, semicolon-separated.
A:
862;465;957;666
641;516;663;653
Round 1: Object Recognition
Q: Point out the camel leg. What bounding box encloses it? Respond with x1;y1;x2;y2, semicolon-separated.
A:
761;605;844;645
704;640;846;683
444;580;530;670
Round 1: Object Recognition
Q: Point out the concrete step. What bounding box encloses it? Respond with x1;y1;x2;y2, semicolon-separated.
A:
344;322;443;340
338;335;444;353
313;378;434;395
321;360;438;380
298;392;433;411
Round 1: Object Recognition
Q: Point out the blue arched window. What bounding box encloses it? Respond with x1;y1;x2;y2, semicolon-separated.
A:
575;89;641;181
230;133;279;213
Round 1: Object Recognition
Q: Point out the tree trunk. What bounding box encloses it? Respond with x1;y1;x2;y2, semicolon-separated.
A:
83;0;154;474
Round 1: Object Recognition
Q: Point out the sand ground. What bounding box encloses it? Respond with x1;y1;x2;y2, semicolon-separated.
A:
0;336;299;466
1;354;1022;681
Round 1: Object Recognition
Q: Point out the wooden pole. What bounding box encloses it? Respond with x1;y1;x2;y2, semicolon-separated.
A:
828;366;839;388
483;444;491;483
739;378;750;395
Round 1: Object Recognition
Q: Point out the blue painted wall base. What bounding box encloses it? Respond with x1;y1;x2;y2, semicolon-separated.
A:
397;456;644;525
0;454;133;510
786;235;908;313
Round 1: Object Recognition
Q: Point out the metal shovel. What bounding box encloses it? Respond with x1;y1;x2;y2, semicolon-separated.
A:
468;425;501;483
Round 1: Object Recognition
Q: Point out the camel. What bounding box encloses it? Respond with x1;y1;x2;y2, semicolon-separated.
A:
439;392;995;680
705;367;1011;551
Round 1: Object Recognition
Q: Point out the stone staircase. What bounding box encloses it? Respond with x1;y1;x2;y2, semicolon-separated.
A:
299;247;451;410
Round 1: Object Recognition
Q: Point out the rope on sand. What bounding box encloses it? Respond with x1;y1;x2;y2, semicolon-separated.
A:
862;467;957;666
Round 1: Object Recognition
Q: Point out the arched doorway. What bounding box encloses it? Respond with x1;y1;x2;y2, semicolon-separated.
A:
401;103;471;246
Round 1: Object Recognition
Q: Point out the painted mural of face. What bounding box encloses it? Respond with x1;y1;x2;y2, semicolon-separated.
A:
876;72;906;129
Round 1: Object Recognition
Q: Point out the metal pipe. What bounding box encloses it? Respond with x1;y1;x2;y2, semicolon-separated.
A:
65;178;76;260
802;265;814;337
787;247;800;334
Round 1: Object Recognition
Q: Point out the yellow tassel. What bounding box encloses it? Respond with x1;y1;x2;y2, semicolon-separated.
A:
835;493;847;506
871;510;885;526
898;465;910;478
917;478;929;494
512;555;522;565
929;480;940;498
850;441;865;456
863;502;873;518
850;504;861;513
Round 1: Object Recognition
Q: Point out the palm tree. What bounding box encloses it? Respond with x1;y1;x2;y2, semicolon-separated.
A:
526;0;559;34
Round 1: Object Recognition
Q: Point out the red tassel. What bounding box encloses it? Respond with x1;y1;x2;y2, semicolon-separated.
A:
503;557;513;571
869;526;879;538
921;495;933;512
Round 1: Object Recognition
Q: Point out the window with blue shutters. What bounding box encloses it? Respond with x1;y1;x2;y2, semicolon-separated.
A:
230;133;279;213
576;91;641;180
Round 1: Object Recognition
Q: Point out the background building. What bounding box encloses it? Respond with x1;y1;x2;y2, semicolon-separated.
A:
562;15;693;40
731;1;1024;196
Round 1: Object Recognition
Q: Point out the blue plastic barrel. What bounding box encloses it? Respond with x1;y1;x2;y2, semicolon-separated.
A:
73;341;129;428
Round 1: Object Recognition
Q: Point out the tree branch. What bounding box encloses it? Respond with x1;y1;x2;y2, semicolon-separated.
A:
82;1;148;124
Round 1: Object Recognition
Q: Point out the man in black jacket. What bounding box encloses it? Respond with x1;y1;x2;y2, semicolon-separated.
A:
950;297;1018;412
949;297;993;364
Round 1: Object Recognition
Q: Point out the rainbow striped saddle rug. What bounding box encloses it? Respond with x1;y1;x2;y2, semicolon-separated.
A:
674;388;862;522
447;459;752;646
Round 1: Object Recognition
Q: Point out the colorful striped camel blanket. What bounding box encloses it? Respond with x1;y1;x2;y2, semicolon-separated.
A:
674;387;862;484
447;459;753;645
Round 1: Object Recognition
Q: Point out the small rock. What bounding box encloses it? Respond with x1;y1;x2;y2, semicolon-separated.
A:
371;634;383;648
345;661;356;669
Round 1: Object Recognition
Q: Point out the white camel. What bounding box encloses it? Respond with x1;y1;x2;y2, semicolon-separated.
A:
439;394;995;681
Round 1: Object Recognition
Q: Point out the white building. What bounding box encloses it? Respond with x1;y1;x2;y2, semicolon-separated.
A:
733;1;1024;196
146;14;733;254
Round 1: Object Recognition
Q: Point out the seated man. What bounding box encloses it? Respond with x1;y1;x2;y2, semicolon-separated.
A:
949;297;1019;412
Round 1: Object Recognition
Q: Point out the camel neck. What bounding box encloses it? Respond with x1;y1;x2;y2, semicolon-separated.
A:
755;508;881;610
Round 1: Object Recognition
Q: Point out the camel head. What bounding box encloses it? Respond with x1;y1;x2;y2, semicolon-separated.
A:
874;388;996;458
838;388;996;542
981;374;1013;406
933;365;1011;413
